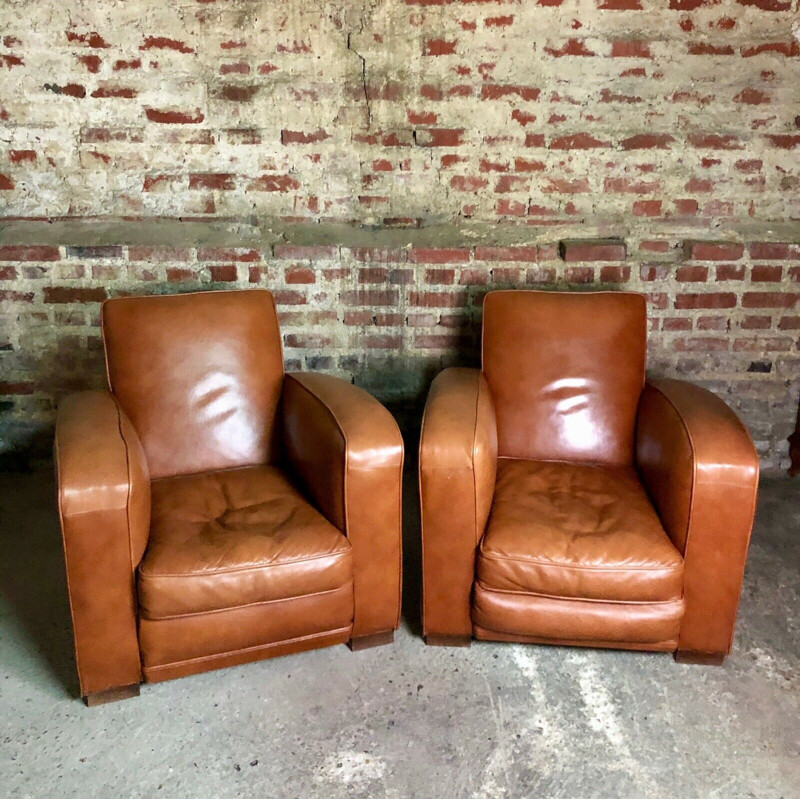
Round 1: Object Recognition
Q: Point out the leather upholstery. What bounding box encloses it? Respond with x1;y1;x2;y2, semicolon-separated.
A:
282;373;404;638
477;460;683;602
138;466;352;620
419;289;758;661
55;391;149;696
482;291;646;465
472;587;684;645
637;379;759;658
102;290;284;480
56;289;403;699
419;368;497;639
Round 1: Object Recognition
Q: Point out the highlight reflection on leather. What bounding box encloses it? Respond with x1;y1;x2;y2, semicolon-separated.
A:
420;290;759;661
482;290;646;465
102;290;284;480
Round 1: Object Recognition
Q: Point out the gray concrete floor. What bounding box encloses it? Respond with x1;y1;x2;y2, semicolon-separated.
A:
0;468;798;799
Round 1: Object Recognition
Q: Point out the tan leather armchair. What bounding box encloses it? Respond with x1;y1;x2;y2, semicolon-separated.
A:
419;290;759;664
55;290;403;705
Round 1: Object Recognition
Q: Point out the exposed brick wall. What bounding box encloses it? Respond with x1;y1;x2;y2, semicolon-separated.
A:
0;224;798;469
0;0;799;469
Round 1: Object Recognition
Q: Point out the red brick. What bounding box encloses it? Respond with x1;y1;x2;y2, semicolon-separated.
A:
716;264;746;281
274;245;338;260
281;129;330;144
408;291;466;307
0;246;60;261
145;108;204;124
565;266;594;283
198;248;260;262
676;265;708;282
683;241;744;260
340;289;399;306
409;248;470;264
600;266;631;282
742;292;799;309
209;264;237;281
474;246;538;262
424;38;456;56
674;292;737;309
611;40;651;58
751;265;782;282
140;36;194;53
749;242;800;260
189;173;235;190
550;132;611;149
415;129;465;147
44;287;107;303
349;247;407;263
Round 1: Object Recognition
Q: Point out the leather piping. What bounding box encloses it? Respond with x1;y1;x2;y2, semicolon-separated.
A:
478;550;681;572
140;583;354;621
139;547;351;579
474;580;683;605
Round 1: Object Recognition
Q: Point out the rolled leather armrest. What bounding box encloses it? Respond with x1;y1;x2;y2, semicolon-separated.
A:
636;378;759;658
419;368;498;639
55;391;150;697
281;373;404;638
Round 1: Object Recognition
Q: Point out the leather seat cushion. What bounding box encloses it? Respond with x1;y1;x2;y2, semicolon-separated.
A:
476;459;684;603
138;465;353;620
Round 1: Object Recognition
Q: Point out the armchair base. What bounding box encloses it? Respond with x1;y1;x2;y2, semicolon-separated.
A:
425;634;472;648
83;683;140;707
674;650;726;666
348;631;395;651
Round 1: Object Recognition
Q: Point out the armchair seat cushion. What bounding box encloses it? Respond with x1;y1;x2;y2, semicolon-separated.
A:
138;465;353;621
476;459;684;603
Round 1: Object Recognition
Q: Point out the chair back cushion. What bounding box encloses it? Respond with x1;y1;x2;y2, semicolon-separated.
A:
482;290;646;465
102;290;283;479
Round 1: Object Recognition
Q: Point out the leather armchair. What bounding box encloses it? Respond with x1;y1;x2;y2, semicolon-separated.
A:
419;290;759;664
55;290;403;705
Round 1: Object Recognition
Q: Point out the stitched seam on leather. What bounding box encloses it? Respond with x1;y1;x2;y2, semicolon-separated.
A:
418;374;430;635
54;431;86;696
475;581;684;606
471;371;482;547
139;546;352;579
113;397;145;680
142;625;353;671
140;582;353;621
478;551;682;572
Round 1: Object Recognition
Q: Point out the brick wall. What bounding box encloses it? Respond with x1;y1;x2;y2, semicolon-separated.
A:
0;0;799;469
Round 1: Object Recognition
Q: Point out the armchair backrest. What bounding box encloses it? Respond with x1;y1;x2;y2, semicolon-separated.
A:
102;290;284;479
482;290;646;466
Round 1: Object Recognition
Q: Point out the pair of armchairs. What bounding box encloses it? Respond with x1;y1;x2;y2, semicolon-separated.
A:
55;289;759;705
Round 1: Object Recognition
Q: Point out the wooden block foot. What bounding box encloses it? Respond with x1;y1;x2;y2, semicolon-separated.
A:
348;631;395;651
83;683;140;706
425;634;472;648
674;650;726;666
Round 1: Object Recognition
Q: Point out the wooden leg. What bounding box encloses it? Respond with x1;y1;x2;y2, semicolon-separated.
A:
83;683;140;707
348;631;395;651
674;650;726;666
426;634;472;648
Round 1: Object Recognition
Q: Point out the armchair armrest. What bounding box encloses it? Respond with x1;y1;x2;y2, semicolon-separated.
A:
55;391;150;699
281;373;403;640
419;368;498;642
636;379;759;661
